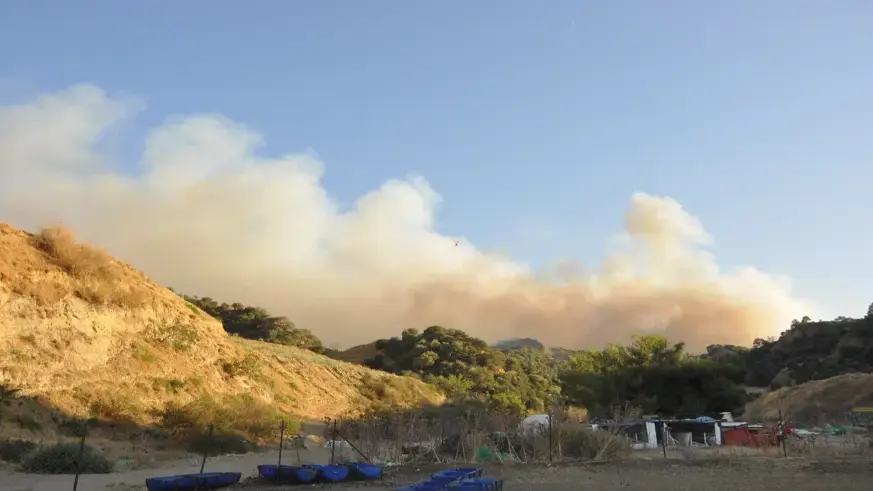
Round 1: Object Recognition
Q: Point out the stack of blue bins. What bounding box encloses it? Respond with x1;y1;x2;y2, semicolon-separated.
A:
395;467;503;491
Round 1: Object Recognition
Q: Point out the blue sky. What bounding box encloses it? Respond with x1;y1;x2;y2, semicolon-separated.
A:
2;1;872;320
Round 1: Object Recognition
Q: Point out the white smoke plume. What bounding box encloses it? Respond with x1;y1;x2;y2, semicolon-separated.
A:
0;84;807;350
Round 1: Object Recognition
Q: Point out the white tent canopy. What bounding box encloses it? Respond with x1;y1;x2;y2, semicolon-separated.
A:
517;414;551;438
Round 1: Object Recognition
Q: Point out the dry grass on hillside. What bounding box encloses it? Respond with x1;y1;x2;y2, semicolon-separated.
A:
744;373;873;422
34;226;113;277
0;225;150;307
358;372;435;410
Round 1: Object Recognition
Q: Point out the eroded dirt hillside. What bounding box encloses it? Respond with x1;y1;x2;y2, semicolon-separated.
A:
0;224;440;440
744;373;873;422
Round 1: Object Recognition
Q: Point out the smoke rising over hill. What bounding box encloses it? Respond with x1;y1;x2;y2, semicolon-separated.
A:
0;84;806;350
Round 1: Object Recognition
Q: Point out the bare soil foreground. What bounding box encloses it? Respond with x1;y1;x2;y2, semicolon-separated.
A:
3;456;872;491
260;458;873;491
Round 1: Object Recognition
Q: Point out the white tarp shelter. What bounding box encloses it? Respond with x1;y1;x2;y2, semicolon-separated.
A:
517;414;551;438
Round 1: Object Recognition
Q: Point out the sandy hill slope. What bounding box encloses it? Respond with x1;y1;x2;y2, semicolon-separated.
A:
0;224;440;443
743;373;873;423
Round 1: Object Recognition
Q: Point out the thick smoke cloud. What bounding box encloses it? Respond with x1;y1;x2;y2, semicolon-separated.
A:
0;85;807;350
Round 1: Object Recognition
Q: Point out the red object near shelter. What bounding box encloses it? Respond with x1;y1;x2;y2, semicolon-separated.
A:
722;425;784;447
722;426;754;446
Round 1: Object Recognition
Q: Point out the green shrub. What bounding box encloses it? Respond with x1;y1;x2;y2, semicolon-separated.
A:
219;353;261;379
145;323;200;352
187;433;253;456
132;343;159;363
168;325;200;351
20;442;114;474
159;394;296;444
0;439;38;463
152;377;187;393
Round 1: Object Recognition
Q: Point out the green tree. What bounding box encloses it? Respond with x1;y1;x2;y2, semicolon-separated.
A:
181;295;325;353
366;326;558;415
560;335;746;417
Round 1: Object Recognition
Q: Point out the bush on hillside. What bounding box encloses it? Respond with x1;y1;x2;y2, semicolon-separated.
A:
180;295;326;353
0;438;38;463
20;442;114;474
219;353;262;379
33;226;148;307
159;393;295;444
359;373;429;410
35;226;111;278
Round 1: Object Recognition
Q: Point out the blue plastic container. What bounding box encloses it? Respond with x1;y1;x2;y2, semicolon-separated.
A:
311;464;351;482
430;467;482;482
411;482;450;491
393;479;451;491
431;467;483;481
145;472;241;491
393;467;485;491
257;464;318;483
344;461;383;480
455;477;504;491
428;477;457;486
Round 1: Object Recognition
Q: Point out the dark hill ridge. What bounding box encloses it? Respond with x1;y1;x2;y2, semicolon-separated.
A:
743;314;873;387
326;342;381;364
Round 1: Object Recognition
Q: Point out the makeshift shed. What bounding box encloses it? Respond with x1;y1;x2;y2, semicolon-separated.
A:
655;418;723;446
591;421;658;450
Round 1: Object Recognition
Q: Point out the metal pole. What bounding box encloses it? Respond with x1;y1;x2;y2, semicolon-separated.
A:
199;424;214;474
278;420;286;468
330;418;338;465
778;410;787;458
295;435;302;466
335;428;373;464
661;424;667;459
72;422;87;491
548;412;553;465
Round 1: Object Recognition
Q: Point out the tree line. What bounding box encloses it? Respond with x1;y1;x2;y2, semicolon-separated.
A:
366;327;748;417
176;292;326;353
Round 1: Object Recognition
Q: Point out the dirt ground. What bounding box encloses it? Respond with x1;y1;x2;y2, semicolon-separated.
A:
0;444;335;491
251;458;873;491
3;455;872;491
